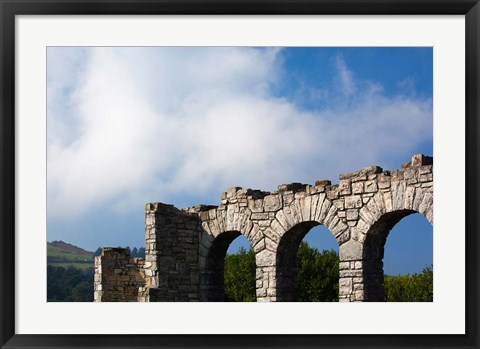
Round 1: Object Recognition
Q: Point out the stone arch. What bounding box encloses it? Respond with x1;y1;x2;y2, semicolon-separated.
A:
198;208;257;302
362;210;417;301
200;230;243;301
360;186;433;301
275;221;331;301
354;185;433;243
273;193;348;244
271;193;346;301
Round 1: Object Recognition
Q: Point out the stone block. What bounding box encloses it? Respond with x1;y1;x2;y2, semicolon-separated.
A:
316;198;332;223
404;186;415;210
258;220;271;227
354;290;364;301
339;166;382;181
403;168;415;180
296;198;308;223
308;193;322;221
393;182;406;210
346;209;359;221
270;219;285;236
274;209;290;231
333;198;345;210
418;192;433;215
426;206;433;224
290;200;304;223
282;193;295;205
264;195;282;212
353;277;363;284
411;154;433;167
390;170;404;181
359;206;375;225
339;240;362;261
336;230;351;245
323;205;337;227
248;198;264;213
339;269;363;278
352;182;364;194
339;278;353;295
251;212;269;221
294;191;306;199
419;173;433;183
365;197;382;221
382;191;393;212
326;186;339;200
227;187;242;198
339;262;350;269
256;250;276;267
339;179;352;195
378;178;391;189
345;195;362;209
364;180;378;193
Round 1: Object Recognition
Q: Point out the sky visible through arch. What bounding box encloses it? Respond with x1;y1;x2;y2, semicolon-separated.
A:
47;47;433;276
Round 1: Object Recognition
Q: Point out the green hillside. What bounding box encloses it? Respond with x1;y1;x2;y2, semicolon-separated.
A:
47;240;95;270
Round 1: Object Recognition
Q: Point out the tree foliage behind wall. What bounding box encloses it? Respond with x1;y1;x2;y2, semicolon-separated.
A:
384;266;433;302
224;247;257;302
94;246;145;258
224;242;340;302
47;265;94;302
223;243;433;302
297;242;339;302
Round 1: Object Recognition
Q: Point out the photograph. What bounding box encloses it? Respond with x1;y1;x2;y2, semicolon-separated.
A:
46;47;433;303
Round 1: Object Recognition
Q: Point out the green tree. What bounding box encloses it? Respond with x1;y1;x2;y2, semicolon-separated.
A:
224;247;256;302
222;244;432;302
223;242;339;302
297;242;339;302
71;281;94;302
47;265;94;302
384;265;433;302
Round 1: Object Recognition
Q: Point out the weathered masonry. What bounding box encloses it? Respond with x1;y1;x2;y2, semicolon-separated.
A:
94;154;433;302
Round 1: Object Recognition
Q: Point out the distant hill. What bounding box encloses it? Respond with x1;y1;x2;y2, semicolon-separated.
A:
47;240;95;270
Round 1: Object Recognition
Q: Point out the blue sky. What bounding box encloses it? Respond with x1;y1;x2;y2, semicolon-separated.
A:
47;47;433;275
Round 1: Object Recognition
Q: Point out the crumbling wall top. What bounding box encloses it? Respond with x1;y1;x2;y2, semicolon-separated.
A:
143;154;432;219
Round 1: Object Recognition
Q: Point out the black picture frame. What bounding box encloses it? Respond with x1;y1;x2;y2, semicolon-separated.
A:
1;1;479;348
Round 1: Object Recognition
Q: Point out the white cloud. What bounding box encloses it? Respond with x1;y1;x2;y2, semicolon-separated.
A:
335;55;357;97
47;47;432;220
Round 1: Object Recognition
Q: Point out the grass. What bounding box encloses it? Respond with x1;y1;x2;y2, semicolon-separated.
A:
49;262;95;271
47;241;95;270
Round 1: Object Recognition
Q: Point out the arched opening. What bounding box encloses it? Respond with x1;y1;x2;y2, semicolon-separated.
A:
276;221;339;301
383;213;433;301
224;235;256;301
363;210;433;301
200;231;255;301
298;225;339;301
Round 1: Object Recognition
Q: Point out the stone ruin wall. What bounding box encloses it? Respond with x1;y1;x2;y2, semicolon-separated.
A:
94;154;433;302
143;203;202;301
94;248;146;302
